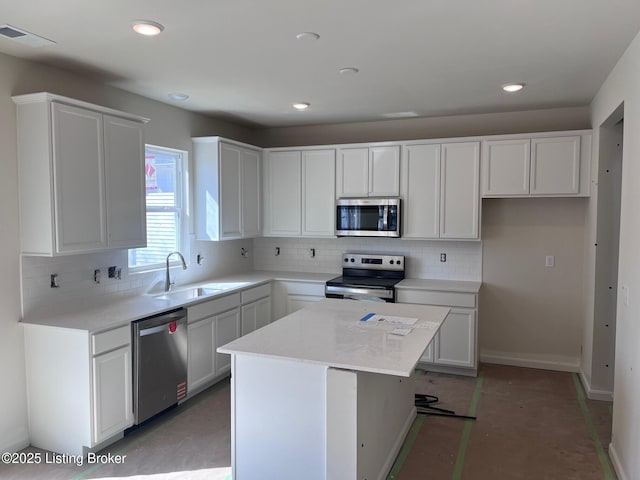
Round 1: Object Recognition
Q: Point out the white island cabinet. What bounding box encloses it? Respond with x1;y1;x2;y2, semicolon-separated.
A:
218;298;449;480
12;92;148;256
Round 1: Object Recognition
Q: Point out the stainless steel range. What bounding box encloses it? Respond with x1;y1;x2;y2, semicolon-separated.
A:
325;253;405;302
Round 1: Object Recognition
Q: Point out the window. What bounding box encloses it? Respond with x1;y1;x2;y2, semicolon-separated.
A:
129;145;186;271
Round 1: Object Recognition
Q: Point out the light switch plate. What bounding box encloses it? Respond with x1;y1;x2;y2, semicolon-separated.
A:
545;255;555;267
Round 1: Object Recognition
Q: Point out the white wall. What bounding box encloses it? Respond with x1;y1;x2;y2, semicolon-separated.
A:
480;198;587;371
589;30;640;480
0;51;256;453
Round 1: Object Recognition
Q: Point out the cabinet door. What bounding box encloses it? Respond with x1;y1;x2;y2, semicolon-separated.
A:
420;337;435;363
337;148;369;197
255;297;271;330
92;345;133;444
481;139;530;196
187;317;216;392
242;148;261;237
434;309;476;368
369;146;400;196
103;115;146;248
265;151;302;235
241;302;257;336
215;308;241;375
530;136;580;195
219;143;242;239
302;149;336;237
286;295;323;315
51;103;107;253
401;144;440;238
439;142;480;239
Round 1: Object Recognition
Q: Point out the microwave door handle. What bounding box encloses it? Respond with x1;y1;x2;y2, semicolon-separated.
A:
383;205;388;230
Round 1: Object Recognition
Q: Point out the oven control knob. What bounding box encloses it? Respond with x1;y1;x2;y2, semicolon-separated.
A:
397;259;402;264
350;258;355;262
344;258;349;262
389;260;394;264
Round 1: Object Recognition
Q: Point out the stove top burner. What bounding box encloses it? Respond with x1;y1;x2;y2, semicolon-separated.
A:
326;275;402;290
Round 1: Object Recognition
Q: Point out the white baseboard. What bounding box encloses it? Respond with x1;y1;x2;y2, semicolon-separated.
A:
609;442;627;480
480;351;579;373
0;435;29;455
578;369;613;401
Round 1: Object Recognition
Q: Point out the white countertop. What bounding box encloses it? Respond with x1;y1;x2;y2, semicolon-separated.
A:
20;270;479;333
396;278;481;293
218;298;449;377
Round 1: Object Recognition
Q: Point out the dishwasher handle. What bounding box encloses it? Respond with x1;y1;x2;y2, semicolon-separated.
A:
140;324;173;337
134;308;186;335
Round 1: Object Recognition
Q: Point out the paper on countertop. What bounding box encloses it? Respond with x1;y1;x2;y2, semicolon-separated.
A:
360;313;418;326
389;327;413;336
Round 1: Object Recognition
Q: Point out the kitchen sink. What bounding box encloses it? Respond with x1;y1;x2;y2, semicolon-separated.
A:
153;286;222;301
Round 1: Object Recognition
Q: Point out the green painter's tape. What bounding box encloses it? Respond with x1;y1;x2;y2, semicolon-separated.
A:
71;382;228;480
387;415;426;479
452;372;484;480
572;373;616;480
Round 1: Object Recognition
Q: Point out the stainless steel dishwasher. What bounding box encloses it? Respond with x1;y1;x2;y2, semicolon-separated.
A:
132;308;188;425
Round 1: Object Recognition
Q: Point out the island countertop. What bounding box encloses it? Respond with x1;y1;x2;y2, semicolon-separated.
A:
218;298;449;378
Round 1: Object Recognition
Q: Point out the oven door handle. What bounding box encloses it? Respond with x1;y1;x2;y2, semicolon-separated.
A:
382;205;388;230
325;285;394;299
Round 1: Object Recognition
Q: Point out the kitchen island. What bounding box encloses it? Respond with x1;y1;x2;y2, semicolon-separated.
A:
218;298;449;480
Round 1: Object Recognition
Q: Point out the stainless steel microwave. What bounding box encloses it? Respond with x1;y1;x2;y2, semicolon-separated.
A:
335;198;401;237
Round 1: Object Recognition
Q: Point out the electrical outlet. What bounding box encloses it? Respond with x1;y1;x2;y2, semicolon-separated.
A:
440;253;446;262
545;255;555;267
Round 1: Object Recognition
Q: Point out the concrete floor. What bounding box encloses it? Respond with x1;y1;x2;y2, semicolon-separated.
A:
0;364;614;480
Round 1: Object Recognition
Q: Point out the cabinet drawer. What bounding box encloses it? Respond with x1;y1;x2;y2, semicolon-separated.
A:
188;293;241;322
284;281;325;296
92;325;130;356
241;283;271;304
396;289;476;308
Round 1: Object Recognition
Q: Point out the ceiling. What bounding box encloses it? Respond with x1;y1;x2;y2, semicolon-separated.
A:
1;0;640;128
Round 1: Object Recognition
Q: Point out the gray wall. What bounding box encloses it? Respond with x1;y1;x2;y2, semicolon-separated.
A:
0;51;256;453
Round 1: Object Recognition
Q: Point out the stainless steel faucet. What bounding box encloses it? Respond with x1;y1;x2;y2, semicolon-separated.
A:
164;251;187;292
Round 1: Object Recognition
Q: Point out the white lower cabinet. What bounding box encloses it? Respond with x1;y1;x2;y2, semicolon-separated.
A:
215;308;241;376
23;324;133;455
187;293;241;394
272;281;325;320
397;288;478;376
240;283;272;335
432;308;476;368
92;345;133;444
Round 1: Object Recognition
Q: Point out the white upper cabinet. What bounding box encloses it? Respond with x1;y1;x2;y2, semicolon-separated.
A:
302;150;336;236
264;149;335;237
103;115;147;249
481;139;530;196
336;145;400;197
263;151;302;236
401;141;480;240
13;93;148;256
481;133;589;197
193;137;262;241
440;142;480;239
401;144;441;238
530;136;580;195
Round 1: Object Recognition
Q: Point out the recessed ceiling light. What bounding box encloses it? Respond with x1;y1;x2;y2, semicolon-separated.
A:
293;102;310;111
132;20;164;36
502;83;525;93
295;32;320;41
339;67;359;75
168;93;189;101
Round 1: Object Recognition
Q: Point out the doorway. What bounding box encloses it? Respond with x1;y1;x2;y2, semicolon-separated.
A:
591;104;623;396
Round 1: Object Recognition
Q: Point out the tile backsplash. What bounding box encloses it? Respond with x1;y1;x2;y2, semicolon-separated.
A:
21;235;482;317
21;237;254;317
253;237;482;281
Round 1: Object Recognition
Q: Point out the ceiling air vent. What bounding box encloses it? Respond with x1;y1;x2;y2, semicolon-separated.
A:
0;24;55;47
